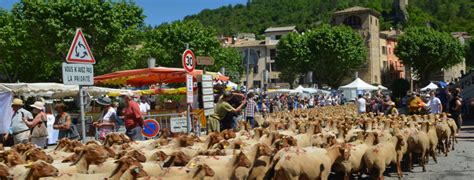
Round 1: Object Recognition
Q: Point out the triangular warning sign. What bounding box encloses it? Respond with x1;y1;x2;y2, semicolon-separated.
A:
66;29;95;64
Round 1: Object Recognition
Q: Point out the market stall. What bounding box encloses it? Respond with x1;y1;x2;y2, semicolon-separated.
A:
339;78;378;101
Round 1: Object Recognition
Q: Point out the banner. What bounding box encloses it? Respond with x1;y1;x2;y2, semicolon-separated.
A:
0;92;13;134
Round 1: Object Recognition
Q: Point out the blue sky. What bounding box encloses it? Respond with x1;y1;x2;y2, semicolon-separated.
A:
0;0;247;26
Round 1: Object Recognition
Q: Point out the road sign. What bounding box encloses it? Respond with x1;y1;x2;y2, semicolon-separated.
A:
141;119;160;138
182;49;195;73
170;116;187;133
66;29;95;64
62;63;94;85
186;74;193;103
196;56;215;66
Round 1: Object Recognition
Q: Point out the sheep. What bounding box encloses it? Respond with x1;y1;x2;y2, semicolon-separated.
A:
23;148;54;163
0;163;12;179
407;122;430;172
54;144;111;174
273;144;347;180
363;134;405;179
248;144;274;180
11;160;59;180
436;117;452;157
333;131;379;180
426;121;439;164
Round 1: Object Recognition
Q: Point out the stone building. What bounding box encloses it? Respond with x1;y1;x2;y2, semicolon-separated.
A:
432;32;469;83
332;6;382;85
380;29;405;86
228;26;296;89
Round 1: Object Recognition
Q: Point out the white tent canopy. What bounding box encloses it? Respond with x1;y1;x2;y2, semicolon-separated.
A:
421;82;438;91
339;78;378;90
0;83;134;98
339;78;378;101
377;85;388;90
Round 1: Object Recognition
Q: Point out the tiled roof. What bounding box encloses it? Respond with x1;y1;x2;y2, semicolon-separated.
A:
264;26;296;33
333;6;381;17
229;40;266;47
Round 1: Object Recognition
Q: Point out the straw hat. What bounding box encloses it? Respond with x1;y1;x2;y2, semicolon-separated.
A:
30;101;45;110
96;97;112;106
12;98;24;106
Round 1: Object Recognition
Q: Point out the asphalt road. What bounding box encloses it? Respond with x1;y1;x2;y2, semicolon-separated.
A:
384;120;474;180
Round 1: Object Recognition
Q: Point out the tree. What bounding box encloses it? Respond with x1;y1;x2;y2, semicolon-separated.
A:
0;1;145;82
305;24;367;88
275;32;307;88
395;27;464;84
137;20;243;80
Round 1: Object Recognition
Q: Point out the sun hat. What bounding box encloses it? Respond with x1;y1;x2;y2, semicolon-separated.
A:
12;98;24;106
96;97;112;106
30;101;45;110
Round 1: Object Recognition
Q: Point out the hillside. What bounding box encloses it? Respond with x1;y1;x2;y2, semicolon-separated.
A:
184;0;473;36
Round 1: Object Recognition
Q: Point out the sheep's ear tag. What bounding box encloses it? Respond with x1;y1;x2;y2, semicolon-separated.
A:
223;144;228;149
25;162;33;168
190;162;197;168
133;167;140;173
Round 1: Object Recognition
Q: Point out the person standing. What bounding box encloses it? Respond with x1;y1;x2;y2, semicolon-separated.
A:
53;103;79;140
208;92;246;132
356;95;367;114
245;93;257;128
138;96;150;115
449;88;462;136
123;95;144;141
24;101;48;148
4;98;33;145
308;96;315;108
94;97;116;141
427;91;442;114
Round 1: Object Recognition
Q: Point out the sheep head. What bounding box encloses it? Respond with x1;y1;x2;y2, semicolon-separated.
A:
124;150;147;162
110;156;142;178
235;152;251;168
0;163;11;179
193;164;215;178
172;151;191;166
178;136;194;147
128;165;148;179
5;150;25;167
24;148;54;164
257;144;273;157
24;160;59;179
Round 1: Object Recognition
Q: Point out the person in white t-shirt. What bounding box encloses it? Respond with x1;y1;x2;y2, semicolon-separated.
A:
427;91;442;114
356;94;367;114
139;96;150;115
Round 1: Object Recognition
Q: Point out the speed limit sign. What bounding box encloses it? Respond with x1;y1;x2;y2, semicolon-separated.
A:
182;49;195;73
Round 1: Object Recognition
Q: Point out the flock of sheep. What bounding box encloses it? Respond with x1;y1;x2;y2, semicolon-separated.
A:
0;104;459;180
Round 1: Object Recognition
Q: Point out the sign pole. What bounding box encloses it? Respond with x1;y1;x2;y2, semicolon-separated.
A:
79;85;86;143
185;43;192;134
246;48;250;90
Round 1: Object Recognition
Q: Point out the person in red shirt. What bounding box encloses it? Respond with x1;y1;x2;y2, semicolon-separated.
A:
122;95;144;141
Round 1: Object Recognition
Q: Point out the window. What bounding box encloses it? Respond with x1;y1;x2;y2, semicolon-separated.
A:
370;17;372;24
383;61;387;70
387;47;391;55
343;15;362;29
270;49;277;60
382;46;387;55
253;81;261;88
271;63;279;71
275;35;282;40
271;79;280;83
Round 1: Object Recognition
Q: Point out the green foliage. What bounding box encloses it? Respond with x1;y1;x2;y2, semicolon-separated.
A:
0;1;145;82
186;0;473;36
276;25;366;88
305;25;367;88
0;2;243;83
275;32;307;88
395;27;464;84
136;20;243;80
